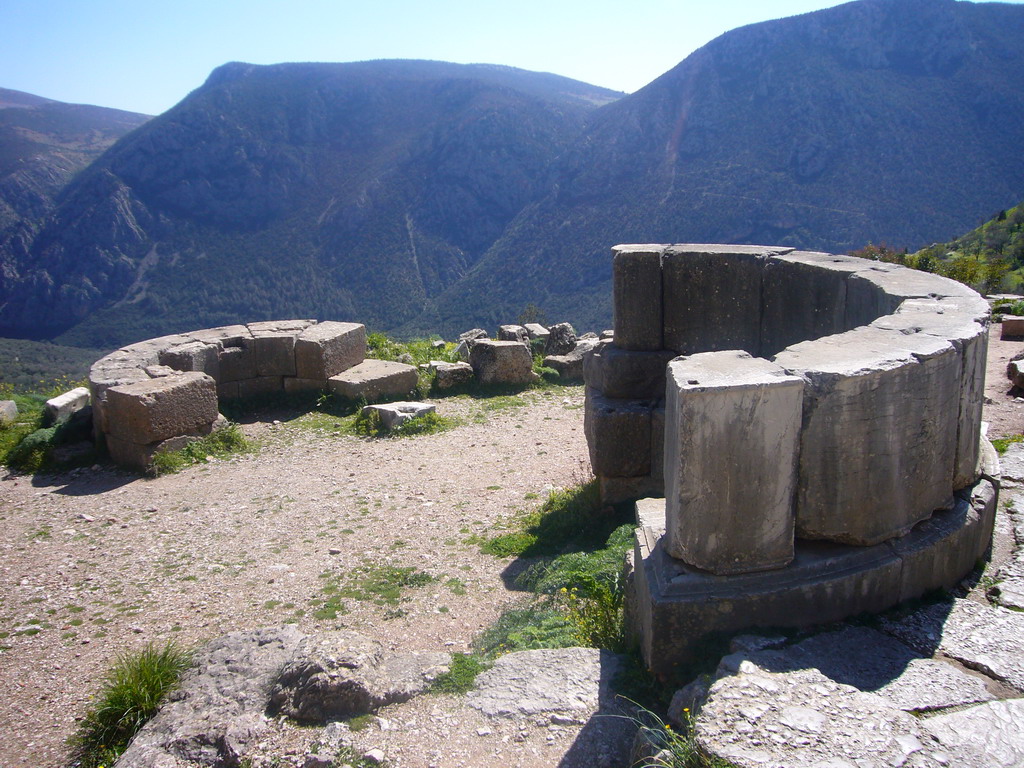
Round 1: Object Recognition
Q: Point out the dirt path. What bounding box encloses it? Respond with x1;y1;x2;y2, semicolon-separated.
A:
0;388;590;768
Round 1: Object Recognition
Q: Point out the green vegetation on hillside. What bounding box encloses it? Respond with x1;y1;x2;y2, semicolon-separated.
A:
0;338;107;391
849;201;1024;294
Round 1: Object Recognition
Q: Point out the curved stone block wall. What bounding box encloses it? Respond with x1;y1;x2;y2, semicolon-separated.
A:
586;244;988;548
89;320;366;469
590;244;995;672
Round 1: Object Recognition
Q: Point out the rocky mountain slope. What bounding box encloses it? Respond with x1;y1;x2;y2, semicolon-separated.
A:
0;63;619;346
0;89;149;316
2;0;1023;345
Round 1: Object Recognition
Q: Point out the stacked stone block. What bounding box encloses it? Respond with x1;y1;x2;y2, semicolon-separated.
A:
89;320;386;470
587;243;994;672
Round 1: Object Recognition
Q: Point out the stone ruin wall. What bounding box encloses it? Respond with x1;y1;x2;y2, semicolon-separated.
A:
89;320;369;470
584;244;996;672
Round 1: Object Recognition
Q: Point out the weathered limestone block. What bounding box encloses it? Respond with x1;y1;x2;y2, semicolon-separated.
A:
105;372;219;445
612;245;664;351
497;324;529;343
760;251;850;355
523;323;549;340
186;324;250;346
248;321;309;377
363;401;436;430
545;322;577;356
119;334;189;361
295;322;365;380
583;341;676;399
847;264;978;329
1002;315;1024;339
469;340;536;385
775;327;961;545
158;340;222;380
874;299;989;489
328;360;417;401
662;245;782;355
665;352;802;574
459;328;489;343
584;388;652;478
431;361;474;390
218;339;258;383
43;386;90;427
106;426;211;471
542;337;599;382
1010;360;1024;389
0;399;16;424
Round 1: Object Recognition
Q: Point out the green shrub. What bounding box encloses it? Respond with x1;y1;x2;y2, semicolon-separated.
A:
991;434;1024;455
473;604;578;657
70;641;192;768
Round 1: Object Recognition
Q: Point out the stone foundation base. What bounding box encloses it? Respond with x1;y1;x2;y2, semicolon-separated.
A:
628;450;999;678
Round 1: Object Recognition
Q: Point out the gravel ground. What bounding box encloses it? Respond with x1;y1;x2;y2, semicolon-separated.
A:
0;386;590;768
2;329;1023;768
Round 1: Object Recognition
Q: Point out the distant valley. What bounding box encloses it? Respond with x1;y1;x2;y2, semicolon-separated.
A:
1;0;1023;349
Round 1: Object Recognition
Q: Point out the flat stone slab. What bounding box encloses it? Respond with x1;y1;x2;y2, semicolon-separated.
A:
43;386;90;426
997;442;1024;488
362;401;436;430
694;662;950;768
328;359;418;402
734;626;994;713
466;647;621;718
879;598;1024;693
922;699;1024;767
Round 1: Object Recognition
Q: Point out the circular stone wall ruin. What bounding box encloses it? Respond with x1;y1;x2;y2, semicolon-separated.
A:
583;244;998;675
88;320;413;470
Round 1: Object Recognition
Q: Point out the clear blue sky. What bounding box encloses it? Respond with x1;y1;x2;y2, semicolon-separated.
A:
3;0;1022;116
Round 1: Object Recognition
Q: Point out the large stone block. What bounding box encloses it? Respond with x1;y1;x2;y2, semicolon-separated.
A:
760;251;850;355
583;342;676;399
874;299;989;489
775;327;960;545
543;338;599;382
846;265;977;329
105;372;219;444
665;352;802;574
249;330;297;377
218;340;258;383
328;360;417;402
584;388;652;478
612;245;664;351
662;245;779;356
469;340;535;385
1002;316;1024;339
158;341;222;380
237;376;284;399
295;322;365;380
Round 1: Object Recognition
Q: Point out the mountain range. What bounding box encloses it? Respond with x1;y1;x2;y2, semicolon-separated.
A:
1;0;1023;348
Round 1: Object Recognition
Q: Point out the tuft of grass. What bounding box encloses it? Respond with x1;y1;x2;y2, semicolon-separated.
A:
991;433;1024;455
324;564;436;606
69;641;192;768
473;604;578;657
149;423;251;475
626;703;738;768
430;652;490;694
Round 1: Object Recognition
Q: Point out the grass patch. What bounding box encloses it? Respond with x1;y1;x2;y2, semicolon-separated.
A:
325;564;436;606
991;433;1024;454
481;478;608;558
474;604;578;656
627;704;738;768
69;641;192;768
430;652;489;694
0;380;95;472
149;423;251;475
351;408;458;438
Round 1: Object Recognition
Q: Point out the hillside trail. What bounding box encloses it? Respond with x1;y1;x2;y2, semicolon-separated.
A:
0;330;1022;768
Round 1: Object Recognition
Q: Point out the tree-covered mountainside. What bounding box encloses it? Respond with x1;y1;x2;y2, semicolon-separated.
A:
0;89;150;293
1;0;1023;346
424;0;1024;335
